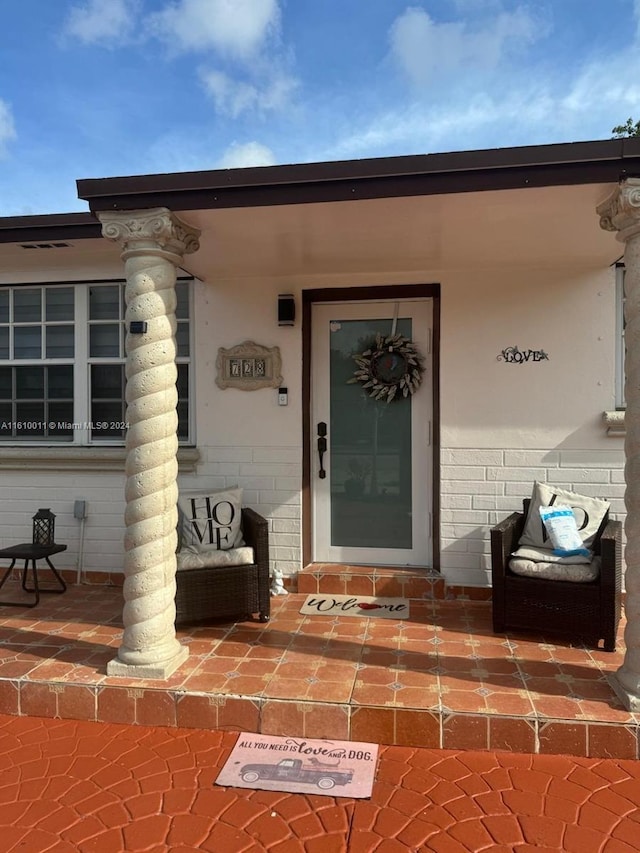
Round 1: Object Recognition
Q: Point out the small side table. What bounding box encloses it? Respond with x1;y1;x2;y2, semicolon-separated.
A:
0;543;67;607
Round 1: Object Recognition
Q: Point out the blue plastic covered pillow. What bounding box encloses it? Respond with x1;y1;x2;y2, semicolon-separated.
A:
539;504;591;559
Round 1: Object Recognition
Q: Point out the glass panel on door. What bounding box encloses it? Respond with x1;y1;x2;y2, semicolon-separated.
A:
312;300;432;567
329;317;413;550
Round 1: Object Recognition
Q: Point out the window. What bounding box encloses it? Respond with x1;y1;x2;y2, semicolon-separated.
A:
0;279;192;444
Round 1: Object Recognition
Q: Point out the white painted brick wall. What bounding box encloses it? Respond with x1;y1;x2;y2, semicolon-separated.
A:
440;447;626;588
0;442;623;590
179;444;302;577
0;445;302;579
0;471;127;575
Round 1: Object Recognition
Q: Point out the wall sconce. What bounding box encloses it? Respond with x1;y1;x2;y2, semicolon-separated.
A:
278;294;296;326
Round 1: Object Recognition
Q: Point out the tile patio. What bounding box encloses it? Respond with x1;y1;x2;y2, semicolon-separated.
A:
0;576;636;760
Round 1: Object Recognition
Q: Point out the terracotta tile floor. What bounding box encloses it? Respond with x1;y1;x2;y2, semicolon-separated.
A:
1;714;640;852
0;583;638;759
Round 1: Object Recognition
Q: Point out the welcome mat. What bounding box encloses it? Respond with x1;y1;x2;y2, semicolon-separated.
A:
215;733;379;798
300;593;410;619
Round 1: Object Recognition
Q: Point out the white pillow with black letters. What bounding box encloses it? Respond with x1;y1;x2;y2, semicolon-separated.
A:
518;482;609;550
178;486;244;553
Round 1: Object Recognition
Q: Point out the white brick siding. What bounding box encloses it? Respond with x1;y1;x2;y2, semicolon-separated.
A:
440;447;626;587
179;445;302;578
0;443;624;589
0;445;302;580
0;471;127;576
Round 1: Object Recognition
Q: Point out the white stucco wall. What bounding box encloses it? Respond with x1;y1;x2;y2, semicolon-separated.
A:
181;262;624;588
0;236;625;589
175;276;303;577
438;264;624;586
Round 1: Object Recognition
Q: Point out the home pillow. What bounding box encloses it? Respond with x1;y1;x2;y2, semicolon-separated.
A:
518;482;609;550
178;486;244;553
509;556;600;583
177;546;255;570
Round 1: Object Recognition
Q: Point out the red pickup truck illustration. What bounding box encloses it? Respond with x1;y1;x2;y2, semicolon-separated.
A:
240;757;354;790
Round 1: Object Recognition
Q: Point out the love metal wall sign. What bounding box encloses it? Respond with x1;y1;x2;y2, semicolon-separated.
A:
497;346;549;364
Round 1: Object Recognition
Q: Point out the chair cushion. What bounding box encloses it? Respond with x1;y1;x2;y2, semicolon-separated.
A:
509;555;600;583
518;482;609;550
177;546;255;570
178;486;244;553
512;544;592;564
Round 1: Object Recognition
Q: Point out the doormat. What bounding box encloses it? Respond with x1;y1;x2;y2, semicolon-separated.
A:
215;733;379;798
300;594;410;619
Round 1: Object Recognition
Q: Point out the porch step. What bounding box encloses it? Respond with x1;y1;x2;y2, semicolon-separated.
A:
297;563;442;598
296;564;491;601
0;584;634;759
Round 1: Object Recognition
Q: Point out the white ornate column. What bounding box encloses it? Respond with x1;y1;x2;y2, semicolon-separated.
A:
599;179;640;710
98;208;200;679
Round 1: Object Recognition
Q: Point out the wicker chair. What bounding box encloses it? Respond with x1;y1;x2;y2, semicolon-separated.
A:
175;507;270;626
491;499;622;651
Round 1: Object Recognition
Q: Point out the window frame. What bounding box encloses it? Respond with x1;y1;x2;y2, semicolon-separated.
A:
0;277;193;447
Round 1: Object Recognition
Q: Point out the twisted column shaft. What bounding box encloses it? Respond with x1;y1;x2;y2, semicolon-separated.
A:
99;208;200;678
599;180;640;708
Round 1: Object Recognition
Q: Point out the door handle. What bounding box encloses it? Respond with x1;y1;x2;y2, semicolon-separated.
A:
317;422;327;479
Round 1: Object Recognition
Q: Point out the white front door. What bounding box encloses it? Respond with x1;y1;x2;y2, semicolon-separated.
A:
311;299;432;566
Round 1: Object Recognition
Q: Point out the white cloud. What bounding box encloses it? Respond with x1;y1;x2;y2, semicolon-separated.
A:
0;99;16;156
63;0;139;45
329;40;640;163
560;59;640;118
150;0;280;59
151;0;295;117
216;141;276;168
634;0;640;38
200;71;257;117
200;67;297;117
451;0;503;12
328;96;515;159
389;5;540;86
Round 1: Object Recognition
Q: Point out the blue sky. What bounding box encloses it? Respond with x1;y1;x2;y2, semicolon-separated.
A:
1;0;639;216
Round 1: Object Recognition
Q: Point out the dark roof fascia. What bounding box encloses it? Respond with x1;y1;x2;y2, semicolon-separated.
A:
0;212;102;245
76;138;640;213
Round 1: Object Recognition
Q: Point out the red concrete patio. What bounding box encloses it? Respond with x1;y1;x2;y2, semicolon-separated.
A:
1;713;639;852
0;576;637;760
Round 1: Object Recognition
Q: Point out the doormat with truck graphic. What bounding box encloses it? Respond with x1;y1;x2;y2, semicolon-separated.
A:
215;733;379;798
300;593;410;619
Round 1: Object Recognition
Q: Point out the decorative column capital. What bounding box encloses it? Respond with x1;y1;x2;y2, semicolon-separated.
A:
598;178;640;243
98;207;200;262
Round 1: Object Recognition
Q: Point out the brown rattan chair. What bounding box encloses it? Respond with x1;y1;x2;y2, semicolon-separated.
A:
491;499;622;651
175;507;270;626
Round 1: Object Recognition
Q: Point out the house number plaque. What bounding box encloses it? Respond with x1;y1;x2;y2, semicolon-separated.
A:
216;341;283;390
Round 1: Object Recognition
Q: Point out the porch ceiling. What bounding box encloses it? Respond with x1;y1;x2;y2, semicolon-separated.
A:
177;182;621;283
0;181;622;282
0;233;122;283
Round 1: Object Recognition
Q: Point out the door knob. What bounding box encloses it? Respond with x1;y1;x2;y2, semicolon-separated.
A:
317;422;327;479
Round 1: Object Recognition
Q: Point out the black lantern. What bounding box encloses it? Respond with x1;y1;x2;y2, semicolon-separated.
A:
32;508;56;546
